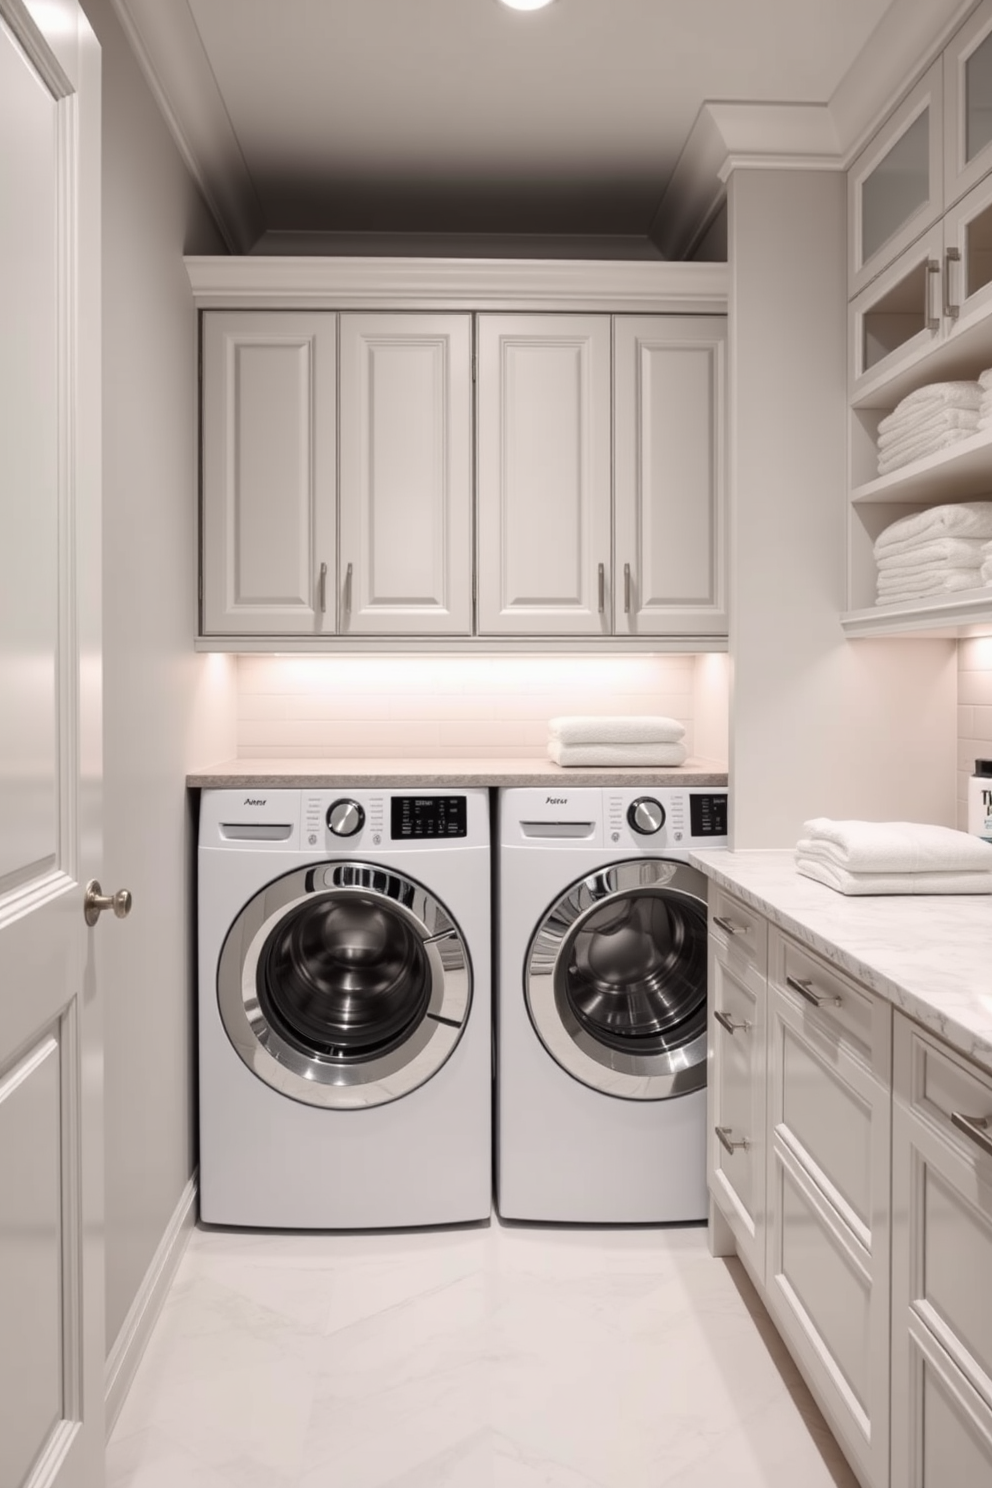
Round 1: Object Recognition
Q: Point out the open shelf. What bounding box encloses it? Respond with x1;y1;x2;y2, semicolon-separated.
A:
841;585;992;638
852;426;992;505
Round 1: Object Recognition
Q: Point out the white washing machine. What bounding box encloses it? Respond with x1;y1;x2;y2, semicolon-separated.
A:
198;787;491;1228
497;785;727;1224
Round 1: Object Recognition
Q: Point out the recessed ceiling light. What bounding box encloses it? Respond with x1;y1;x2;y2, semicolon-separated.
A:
497;0;557;11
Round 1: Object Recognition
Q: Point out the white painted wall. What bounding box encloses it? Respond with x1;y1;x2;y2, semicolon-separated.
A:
79;0;237;1358
728;168;957;846
959;637;992;829
234;653;728;763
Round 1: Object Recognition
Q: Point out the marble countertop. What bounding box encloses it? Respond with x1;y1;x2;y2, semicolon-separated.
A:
690;848;992;1077
187;756;729;788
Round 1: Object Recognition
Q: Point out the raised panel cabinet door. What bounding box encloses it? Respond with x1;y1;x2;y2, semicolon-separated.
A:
944;0;992;212
339;313;472;635
201;311;336;635
0;4;105;1485
614;316;726;637
476;314;612;635
848;59;943;298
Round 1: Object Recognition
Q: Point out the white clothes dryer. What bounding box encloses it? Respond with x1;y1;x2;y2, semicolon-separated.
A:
198;787;491;1228
497;785;727;1223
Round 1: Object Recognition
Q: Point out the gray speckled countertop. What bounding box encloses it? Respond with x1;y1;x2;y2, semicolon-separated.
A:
187;756;729;789
691;847;992;1077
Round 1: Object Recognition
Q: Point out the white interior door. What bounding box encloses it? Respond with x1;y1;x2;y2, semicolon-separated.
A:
0;4;104;1485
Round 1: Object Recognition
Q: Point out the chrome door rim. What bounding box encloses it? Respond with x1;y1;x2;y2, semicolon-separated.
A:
525;858;708;1102
217;862;472;1109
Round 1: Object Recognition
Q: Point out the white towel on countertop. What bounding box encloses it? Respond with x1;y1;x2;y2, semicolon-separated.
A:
879;382;982;433
548;715;685;745
878;427;976;474
795;857;992;895
800;818;992;873
875;568;983;603
877;406;981;449
876;537;987;571
548;740;687;768
982;557;992;583
874;503;992;555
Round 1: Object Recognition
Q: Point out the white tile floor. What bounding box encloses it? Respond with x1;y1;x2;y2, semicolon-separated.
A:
107;1219;858;1488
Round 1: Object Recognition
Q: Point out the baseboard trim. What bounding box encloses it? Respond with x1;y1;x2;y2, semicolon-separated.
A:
104;1171;198;1437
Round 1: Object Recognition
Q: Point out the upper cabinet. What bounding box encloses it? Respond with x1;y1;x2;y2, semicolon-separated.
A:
614;316;726;637
476;315;612;636
201;311;337;636
945;0;992;211
338;313;473;636
198;295;727;648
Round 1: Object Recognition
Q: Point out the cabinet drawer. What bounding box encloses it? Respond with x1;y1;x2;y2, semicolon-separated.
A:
709;886;767;978
772;932;874;1063
901;1319;992;1488
900;1014;992;1169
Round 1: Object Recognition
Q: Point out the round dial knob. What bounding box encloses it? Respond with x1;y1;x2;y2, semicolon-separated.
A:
627;797;665;835
326;799;365;837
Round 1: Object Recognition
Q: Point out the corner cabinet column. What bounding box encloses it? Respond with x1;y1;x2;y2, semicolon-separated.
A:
338;313;473;635
613;315;727;637
476;314;612;635
201;311;337;636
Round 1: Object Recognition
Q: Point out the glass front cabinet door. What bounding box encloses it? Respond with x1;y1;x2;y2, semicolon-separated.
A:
849;59;943;297
945;0;992;210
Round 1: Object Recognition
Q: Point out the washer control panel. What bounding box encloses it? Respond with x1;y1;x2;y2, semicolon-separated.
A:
602;789;727;849
390;795;467;840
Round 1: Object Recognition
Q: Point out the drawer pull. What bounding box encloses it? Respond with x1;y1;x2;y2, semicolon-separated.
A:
715;1009;750;1035
713;914;747;937
951;1111;992;1159
715;1125;749;1155
786;974;842;1009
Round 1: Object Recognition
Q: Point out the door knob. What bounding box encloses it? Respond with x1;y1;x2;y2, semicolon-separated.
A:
84;880;132;926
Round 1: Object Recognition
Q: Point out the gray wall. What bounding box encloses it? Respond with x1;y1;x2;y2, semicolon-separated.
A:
727;168;957;846
80;0;237;1356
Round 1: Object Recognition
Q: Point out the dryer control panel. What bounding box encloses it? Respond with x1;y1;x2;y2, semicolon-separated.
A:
500;787;727;851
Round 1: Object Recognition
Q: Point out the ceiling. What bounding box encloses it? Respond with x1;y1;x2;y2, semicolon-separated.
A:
109;0;955;254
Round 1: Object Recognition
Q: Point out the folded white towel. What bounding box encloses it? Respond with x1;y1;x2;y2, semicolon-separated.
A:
874;503;992;555
800;818;992;873
548;740;687;768
875;568;983;603
877;561;984;590
979;368;992;389
878;427;975;475
982;557;992;583
795;858;992;896
879;382;982;431
876;537;987;571
548;715;685;746
877;406;980;449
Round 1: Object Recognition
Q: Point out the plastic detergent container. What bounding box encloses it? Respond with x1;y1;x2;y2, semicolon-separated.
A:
969;760;992;843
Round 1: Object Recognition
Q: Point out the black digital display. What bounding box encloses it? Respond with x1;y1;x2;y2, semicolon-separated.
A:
690;793;728;838
390;796;467;839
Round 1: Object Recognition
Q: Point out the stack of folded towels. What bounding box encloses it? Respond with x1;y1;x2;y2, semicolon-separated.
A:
980;368;992;428
548;716;686;768
796;819;992;896
874;501;992;605
876;380;982;476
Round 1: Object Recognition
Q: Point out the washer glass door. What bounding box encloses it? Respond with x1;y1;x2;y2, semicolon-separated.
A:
218;863;471;1108
526;859;708;1100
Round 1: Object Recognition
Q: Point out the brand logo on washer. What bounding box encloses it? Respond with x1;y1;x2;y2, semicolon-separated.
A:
244;797;267;806
546;796;568;805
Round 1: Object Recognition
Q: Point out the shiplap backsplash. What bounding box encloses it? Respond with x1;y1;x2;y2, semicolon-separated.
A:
959;637;992;830
236;654;721;759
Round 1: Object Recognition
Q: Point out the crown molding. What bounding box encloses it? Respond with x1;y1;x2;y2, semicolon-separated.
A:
108;0;263;252
183;255;729;312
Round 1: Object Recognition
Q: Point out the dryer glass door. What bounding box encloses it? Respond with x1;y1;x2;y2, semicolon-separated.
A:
526;859;708;1100
218;863;471;1109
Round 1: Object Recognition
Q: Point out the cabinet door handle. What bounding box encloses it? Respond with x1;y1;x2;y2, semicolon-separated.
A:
344;561;353;616
624;561;632;614
951;1111;992;1159
786;974;842;1008
944;246;961;320
715;1125;749;1155
925;257;940;332
597;562;605;614
319;561;328;614
715;1009;750;1035
713;914;746;936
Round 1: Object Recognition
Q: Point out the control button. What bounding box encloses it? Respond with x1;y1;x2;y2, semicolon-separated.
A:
326;799;365;837
628;797;665;835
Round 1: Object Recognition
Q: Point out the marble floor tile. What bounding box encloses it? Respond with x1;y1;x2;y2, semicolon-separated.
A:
107;1219;859;1488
